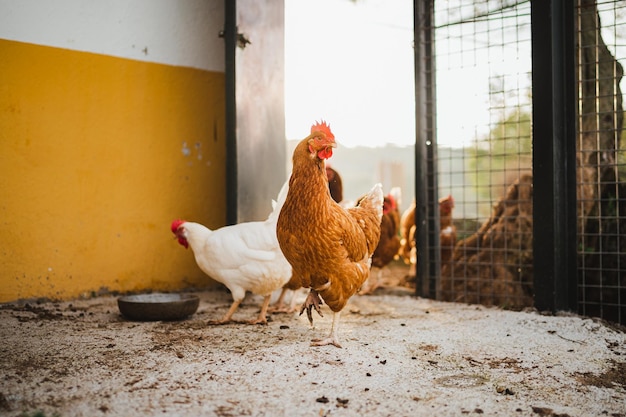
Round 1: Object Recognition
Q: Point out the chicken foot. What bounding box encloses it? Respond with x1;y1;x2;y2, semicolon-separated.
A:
268;287;289;312
268;288;299;314
207;296;270;325
311;311;342;348
247;295;271;325
207;299;241;325
299;289;324;325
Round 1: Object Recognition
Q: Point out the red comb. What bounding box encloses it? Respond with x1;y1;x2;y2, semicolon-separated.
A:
311;120;334;140
171;219;185;233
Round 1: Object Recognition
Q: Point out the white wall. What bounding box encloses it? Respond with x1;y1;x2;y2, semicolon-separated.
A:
0;0;224;71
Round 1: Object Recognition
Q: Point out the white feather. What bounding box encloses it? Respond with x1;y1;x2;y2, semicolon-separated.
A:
178;180;292;303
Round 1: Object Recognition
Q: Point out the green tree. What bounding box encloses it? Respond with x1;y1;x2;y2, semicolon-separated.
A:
467;80;532;212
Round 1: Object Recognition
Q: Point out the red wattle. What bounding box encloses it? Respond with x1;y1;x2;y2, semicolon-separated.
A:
318;148;333;160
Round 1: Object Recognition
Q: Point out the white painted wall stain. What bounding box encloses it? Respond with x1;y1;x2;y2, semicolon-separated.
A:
181;141;191;157
181;141;210;166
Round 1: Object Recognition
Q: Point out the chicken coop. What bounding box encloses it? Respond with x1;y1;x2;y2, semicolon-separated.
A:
412;0;626;326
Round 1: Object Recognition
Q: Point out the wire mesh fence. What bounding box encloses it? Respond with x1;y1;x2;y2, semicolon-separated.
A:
430;0;534;308
414;0;625;325
576;0;626;324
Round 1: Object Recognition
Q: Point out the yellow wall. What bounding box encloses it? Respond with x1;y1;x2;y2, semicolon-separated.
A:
0;39;226;302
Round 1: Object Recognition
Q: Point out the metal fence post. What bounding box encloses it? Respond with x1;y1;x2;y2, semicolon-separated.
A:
224;0;238;225
531;0;578;313
414;0;440;299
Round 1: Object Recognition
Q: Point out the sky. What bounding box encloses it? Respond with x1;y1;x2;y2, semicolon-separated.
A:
284;1;626;150
284;0;533;149
284;0;416;148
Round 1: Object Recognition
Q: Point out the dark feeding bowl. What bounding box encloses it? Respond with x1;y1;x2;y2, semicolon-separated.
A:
117;293;199;321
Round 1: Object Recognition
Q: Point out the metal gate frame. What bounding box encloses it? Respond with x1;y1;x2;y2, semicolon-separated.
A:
413;0;579;314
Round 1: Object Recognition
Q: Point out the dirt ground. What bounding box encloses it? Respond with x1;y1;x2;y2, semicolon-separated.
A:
1;265;625;417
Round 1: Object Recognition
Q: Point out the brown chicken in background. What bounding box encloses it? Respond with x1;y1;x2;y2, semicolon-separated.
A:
276;121;383;348
399;199;417;274
326;165;343;204
399;194;457;276
438;195;457;265
360;187;402;294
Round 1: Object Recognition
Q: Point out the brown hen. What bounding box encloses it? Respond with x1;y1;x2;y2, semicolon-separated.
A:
360;188;402;294
399;195;457;277
271;165;344;313
276;121;383;348
438;195;457;265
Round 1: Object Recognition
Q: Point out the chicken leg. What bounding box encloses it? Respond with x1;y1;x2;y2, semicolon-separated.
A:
311;311;342;348
208;295;270;325
248;295;271;325
299;289;324;325
268;288;299;313
208;299;242;325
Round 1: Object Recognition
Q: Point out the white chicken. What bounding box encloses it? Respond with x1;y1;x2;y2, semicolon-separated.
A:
172;181;292;325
